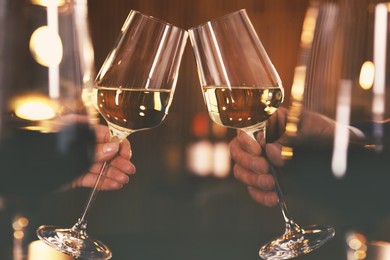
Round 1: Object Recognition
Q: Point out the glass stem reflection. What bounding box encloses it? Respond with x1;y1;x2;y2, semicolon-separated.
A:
268;163;302;234
246;127;301;234
75;160;111;231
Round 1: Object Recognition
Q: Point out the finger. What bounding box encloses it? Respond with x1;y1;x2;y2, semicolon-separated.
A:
104;166;131;184
119;138;132;160
255;131;266;148
265;143;285;167
88;157;136;177
233;164;275;190
237;130;262;155
74;174;124;190
93;124;111;143
230;141;269;173
248;187;279;207
110;156;136;175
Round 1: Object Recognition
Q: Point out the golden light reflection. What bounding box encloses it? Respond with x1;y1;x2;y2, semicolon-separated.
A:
281;146;294;160
285;122;298;134
283;65;306;160
359;61;375;90
291;66;306;101
300;3;319;48
28;240;73;260
13;230;24;239
30;0;67;7
12;216;29;239
12;95;57;121
12;216;29;230
29;26;63;67
153;91;163;111
346;232;367;260
283;0;319;161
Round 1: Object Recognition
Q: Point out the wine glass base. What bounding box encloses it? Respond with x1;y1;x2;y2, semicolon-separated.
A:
259;224;335;260
36;225;112;259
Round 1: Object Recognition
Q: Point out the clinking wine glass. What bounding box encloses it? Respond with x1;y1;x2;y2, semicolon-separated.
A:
36;10;188;259
189;9;335;259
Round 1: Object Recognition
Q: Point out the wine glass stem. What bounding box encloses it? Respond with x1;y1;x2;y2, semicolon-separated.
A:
74;130;129;231
76;159;112;230
246;127;297;230
268;163;297;229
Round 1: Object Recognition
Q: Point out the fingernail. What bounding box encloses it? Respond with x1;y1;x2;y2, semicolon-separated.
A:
103;142;119;154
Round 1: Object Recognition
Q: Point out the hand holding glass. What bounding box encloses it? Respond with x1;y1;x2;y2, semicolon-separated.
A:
37;10;188;259
189;9;334;259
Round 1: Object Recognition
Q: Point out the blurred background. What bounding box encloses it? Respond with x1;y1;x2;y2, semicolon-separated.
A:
0;0;389;259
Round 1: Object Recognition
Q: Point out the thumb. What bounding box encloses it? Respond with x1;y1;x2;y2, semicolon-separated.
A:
95;142;120;162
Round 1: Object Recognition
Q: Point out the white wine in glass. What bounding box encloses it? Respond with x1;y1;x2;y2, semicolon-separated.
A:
189;9;335;259
37;10;188;259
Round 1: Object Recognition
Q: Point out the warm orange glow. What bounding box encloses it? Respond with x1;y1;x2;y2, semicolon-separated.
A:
13;231;24;239
359;61;375;90
28;240;73;260
30;0;66;7
13;216;29;230
349;238;363;250
211;122;227;138
12;95;57;121
345;232;368;260
291;66;306;100
212;142;230;178
187;141;214;176
281;146;294;160
285;122;298;134
29;26;63;67
354;251;367;260
300;4;319;48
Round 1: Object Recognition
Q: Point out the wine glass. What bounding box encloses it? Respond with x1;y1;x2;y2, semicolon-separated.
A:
300;0;390;243
0;0;96;196
36;10;188;259
0;0;96;258
188;9;335;259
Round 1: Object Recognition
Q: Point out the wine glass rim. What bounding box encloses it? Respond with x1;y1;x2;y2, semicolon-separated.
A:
129;9;187;32
188;9;247;32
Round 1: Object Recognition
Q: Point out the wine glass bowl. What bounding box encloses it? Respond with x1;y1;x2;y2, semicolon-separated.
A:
0;0;96;197
189;9;334;259
189;9;284;136
37;9;188;259
93;87;173;139
202;86;284;134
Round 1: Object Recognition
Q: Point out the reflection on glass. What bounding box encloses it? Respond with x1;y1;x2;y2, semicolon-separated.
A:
189;9;335;259
36;10;188;259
